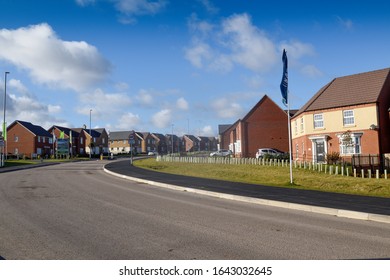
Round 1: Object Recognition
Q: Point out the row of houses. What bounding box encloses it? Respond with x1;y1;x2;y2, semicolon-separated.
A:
219;67;390;166
106;131;217;155
0;120;218;159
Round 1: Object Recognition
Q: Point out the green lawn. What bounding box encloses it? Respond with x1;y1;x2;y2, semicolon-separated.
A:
134;158;390;198
4;158;90;167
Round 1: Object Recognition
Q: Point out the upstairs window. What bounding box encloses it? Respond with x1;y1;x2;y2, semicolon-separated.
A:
300;117;304;133
313;113;324;129
294;120;298;135
343;110;355;126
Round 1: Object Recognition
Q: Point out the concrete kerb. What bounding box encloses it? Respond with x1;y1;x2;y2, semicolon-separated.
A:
103;166;390;225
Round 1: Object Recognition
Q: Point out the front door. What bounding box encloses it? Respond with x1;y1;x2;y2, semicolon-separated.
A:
316;141;325;162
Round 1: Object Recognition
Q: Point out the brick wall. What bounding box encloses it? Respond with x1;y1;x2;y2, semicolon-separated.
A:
7;123;35;157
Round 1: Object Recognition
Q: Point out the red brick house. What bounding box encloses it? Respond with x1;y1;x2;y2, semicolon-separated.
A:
7;120;53;158
291;68;390;164
182;135;200;153
219;95;290;158
48;125;81;157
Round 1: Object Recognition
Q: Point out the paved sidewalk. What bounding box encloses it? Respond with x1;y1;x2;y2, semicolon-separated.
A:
104;159;390;223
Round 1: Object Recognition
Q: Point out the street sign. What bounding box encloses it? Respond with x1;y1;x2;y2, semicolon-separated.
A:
128;130;135;145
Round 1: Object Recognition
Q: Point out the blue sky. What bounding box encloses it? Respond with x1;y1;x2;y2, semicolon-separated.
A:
1;0;390;136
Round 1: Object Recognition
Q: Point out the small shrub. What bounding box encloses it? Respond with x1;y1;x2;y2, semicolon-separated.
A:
326;151;341;164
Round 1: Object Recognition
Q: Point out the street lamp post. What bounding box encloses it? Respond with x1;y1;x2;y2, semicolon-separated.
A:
3;72;10;161
89;109;92;160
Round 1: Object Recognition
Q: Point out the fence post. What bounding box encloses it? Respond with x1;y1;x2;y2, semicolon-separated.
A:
354;168;357;177
385;169;388;180
368;169;372;179
376;170;379;179
361;169;365;179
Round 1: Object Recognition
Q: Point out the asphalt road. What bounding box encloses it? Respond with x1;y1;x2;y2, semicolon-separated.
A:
1;160;389;260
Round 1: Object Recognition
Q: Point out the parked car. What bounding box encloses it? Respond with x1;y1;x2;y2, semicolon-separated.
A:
255;148;284;159
148;151;157;156
210;149;232;157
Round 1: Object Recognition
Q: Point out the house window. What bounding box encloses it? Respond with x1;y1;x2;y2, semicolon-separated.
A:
80;138;84;144
14;135;19;142
38;136;41;143
49;138;53;144
300;117;304;132
339;132;362;155
294;120;298;135
43;137;46;143
343;110;355;126
102;138;105;144
313;113;324;129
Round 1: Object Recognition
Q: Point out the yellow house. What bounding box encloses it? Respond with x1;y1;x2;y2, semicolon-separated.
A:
292;68;390;164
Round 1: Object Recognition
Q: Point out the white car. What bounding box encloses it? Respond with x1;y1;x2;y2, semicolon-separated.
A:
210;149;232;157
255;148;284;159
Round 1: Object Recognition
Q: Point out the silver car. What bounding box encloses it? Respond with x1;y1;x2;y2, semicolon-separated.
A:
210;149;232;157
255;148;283;159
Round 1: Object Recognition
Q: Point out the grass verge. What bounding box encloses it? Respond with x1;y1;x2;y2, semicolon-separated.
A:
134;158;390;198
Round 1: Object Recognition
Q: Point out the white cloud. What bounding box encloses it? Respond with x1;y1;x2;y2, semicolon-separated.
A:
301;65;323;78
77;88;132;120
185;13;278;73
279;40;315;60
221;14;277;72
151;109;172;129
0;23;111;92
198;0;219;14
114;0;167;15
336;16;354;31
75;0;95;6
115;112;141;130
136;89;154;106
176;97;189;110
4;79;68;129
186;13;319;77
210;97;244;119
185;41;212;68
48;105;62;114
200;125;214;136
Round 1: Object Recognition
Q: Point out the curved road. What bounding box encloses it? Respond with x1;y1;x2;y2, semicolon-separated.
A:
0;160;389;259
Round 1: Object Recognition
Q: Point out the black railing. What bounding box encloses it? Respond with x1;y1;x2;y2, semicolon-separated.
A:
351;154;389;173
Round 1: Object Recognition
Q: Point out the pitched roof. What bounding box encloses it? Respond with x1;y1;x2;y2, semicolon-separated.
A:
50;125;80;137
109;131;132;140
296;68;390;116
12;120;52;137
218;124;231;135
242;94;288;122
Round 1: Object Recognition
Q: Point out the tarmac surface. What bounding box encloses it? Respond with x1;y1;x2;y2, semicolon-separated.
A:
1;159;389;223
104;158;390;223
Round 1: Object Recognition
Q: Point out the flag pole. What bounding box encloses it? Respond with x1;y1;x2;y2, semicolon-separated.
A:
287;93;293;185
280;49;293;184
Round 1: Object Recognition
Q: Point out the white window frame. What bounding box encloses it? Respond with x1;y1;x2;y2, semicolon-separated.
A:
294;120;298;135
300;117;304;133
313;113;324;129
343;110;355;126
339;132;362;155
